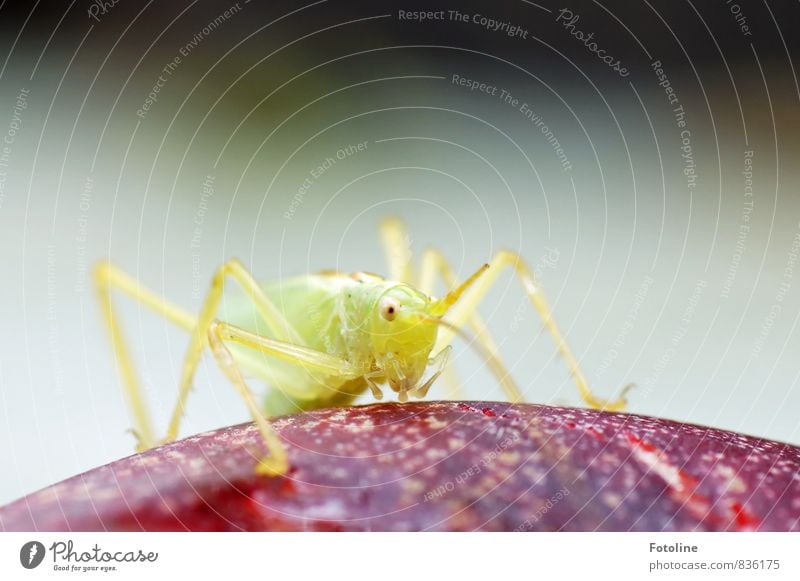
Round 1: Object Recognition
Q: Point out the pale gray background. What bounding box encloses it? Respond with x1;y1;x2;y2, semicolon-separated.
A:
0;0;798;504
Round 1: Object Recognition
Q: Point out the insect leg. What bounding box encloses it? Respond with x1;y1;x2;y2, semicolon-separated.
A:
379;218;468;399
379;216;415;284
437;250;632;411
379;219;470;399
166;258;306;444
418;249;523;402
94;261;197;451
207;320;356;475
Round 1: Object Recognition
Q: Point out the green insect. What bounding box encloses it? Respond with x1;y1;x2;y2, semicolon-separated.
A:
94;217;631;475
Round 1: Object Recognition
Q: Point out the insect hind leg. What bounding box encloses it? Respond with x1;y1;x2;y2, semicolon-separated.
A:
378;219;468;400
94;261;197;451
207;321;288;475
208;320;357;475
95;257;312;461
379;216;415;284
166;258;305;444
438;250;632;411
418;248;524;403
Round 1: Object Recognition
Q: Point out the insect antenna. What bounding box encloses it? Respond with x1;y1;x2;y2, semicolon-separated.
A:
427;317;612;529
421;315;524;403
429;263;490;317
421;317;608;529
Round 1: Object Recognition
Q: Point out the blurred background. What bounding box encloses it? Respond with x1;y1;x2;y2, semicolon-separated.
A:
0;0;798;505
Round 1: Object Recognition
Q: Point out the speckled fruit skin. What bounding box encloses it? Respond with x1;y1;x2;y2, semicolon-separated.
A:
2;402;798;531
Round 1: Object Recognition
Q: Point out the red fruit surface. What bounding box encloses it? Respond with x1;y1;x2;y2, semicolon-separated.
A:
1;402;798;531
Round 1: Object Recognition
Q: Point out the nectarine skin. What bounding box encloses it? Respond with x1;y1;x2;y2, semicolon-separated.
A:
1;402;798;531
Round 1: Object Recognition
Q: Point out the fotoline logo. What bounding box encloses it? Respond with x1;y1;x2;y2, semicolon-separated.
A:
20;541;46;569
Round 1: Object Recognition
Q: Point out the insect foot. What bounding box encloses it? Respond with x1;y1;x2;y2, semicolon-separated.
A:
3;401;799;531
255;454;290;477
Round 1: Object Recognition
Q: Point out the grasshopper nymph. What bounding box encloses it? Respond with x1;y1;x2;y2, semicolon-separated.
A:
95;218;631;475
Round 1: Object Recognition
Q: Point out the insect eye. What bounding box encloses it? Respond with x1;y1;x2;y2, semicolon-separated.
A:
380;297;399;321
